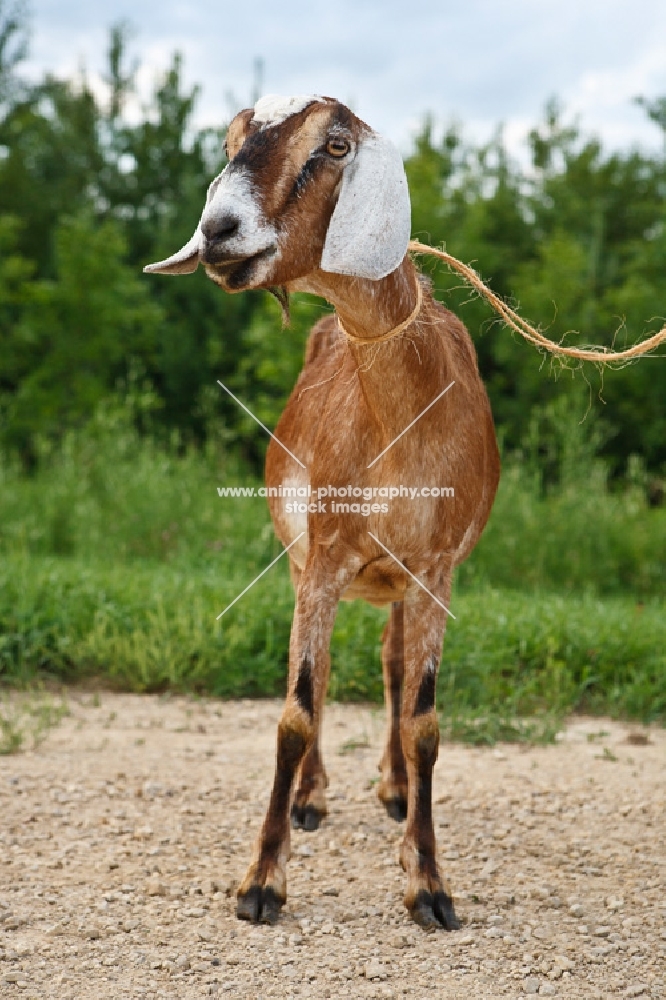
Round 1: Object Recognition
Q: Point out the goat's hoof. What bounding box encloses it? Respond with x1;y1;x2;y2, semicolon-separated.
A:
290;802;324;831
408;890;460;931
236;886;284;925
382;796;408;822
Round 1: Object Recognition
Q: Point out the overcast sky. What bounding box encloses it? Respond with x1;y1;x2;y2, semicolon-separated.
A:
22;0;666;158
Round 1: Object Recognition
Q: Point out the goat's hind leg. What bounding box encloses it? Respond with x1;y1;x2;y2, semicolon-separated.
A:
377;601;408;821
291;731;328;831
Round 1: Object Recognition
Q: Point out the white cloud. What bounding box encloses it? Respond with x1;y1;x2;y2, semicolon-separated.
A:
20;0;666;160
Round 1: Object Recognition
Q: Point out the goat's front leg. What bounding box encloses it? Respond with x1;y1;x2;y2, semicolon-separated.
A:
399;583;460;931
377;601;408;821
287;557;329;833
236;557;354;924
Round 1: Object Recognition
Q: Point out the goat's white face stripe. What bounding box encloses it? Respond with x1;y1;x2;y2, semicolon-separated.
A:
252;94;322;126
202;166;277;258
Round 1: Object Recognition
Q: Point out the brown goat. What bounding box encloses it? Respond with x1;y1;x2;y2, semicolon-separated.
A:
145;95;500;930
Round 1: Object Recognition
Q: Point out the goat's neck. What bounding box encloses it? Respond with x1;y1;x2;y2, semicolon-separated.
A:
295;257;419;343
293;258;447;432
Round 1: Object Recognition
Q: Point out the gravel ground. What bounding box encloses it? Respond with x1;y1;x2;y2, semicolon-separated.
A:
0;694;664;999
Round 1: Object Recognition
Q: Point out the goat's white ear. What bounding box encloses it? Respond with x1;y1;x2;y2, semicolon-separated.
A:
143;169;226;275
143;228;202;275
320;133;411;280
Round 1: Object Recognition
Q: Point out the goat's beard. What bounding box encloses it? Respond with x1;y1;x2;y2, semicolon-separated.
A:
268;286;291;326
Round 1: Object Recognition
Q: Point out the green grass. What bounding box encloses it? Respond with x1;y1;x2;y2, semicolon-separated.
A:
0;554;663;732
0;393;664;741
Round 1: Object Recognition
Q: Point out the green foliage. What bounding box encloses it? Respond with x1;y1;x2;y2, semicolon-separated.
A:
0;386;271;564
1;212;162;455
0;1;27;93
0;213;33;331
458;392;666;595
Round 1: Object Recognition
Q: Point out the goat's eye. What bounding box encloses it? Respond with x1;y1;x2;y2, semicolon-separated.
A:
326;138;350;158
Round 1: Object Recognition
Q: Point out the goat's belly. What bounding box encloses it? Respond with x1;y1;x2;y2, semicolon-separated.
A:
340;578;406;606
341;557;408;606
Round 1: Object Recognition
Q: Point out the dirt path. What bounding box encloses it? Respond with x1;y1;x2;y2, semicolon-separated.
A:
0;694;664;999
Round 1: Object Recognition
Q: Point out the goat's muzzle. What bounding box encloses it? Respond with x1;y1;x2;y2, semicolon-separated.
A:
201;243;278;289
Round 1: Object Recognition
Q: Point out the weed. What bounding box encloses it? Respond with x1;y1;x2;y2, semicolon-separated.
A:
338;737;371;755
441;712;562;747
0;691;69;754
0;714;22;754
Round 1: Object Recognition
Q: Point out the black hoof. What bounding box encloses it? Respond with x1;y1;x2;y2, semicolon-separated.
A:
409;890;460;931
236;886;283;925
291;802;324;831
382;796;408;822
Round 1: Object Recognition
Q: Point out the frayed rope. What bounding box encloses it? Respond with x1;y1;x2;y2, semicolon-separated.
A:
408;240;666;364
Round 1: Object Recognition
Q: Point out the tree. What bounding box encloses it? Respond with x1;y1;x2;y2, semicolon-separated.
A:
0;0;27;108
1;212;162;459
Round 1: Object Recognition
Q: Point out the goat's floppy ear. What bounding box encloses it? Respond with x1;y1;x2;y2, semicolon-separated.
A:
143;228;202;275
320;133;411;280
143;171;225;275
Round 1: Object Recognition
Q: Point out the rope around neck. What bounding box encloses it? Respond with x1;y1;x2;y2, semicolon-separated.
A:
338;280;423;344
408;239;666;364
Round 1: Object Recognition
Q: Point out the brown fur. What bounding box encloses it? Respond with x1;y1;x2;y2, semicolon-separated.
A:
199;100;500;929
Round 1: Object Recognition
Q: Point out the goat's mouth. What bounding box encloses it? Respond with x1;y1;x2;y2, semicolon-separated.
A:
203;245;278;290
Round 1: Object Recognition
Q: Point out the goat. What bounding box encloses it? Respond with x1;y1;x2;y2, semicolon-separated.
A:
145;94;500;931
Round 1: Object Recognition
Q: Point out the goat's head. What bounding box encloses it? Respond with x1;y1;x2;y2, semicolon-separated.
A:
144;95;411;290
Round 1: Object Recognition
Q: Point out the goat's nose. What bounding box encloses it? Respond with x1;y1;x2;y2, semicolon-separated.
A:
201;213;240;243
